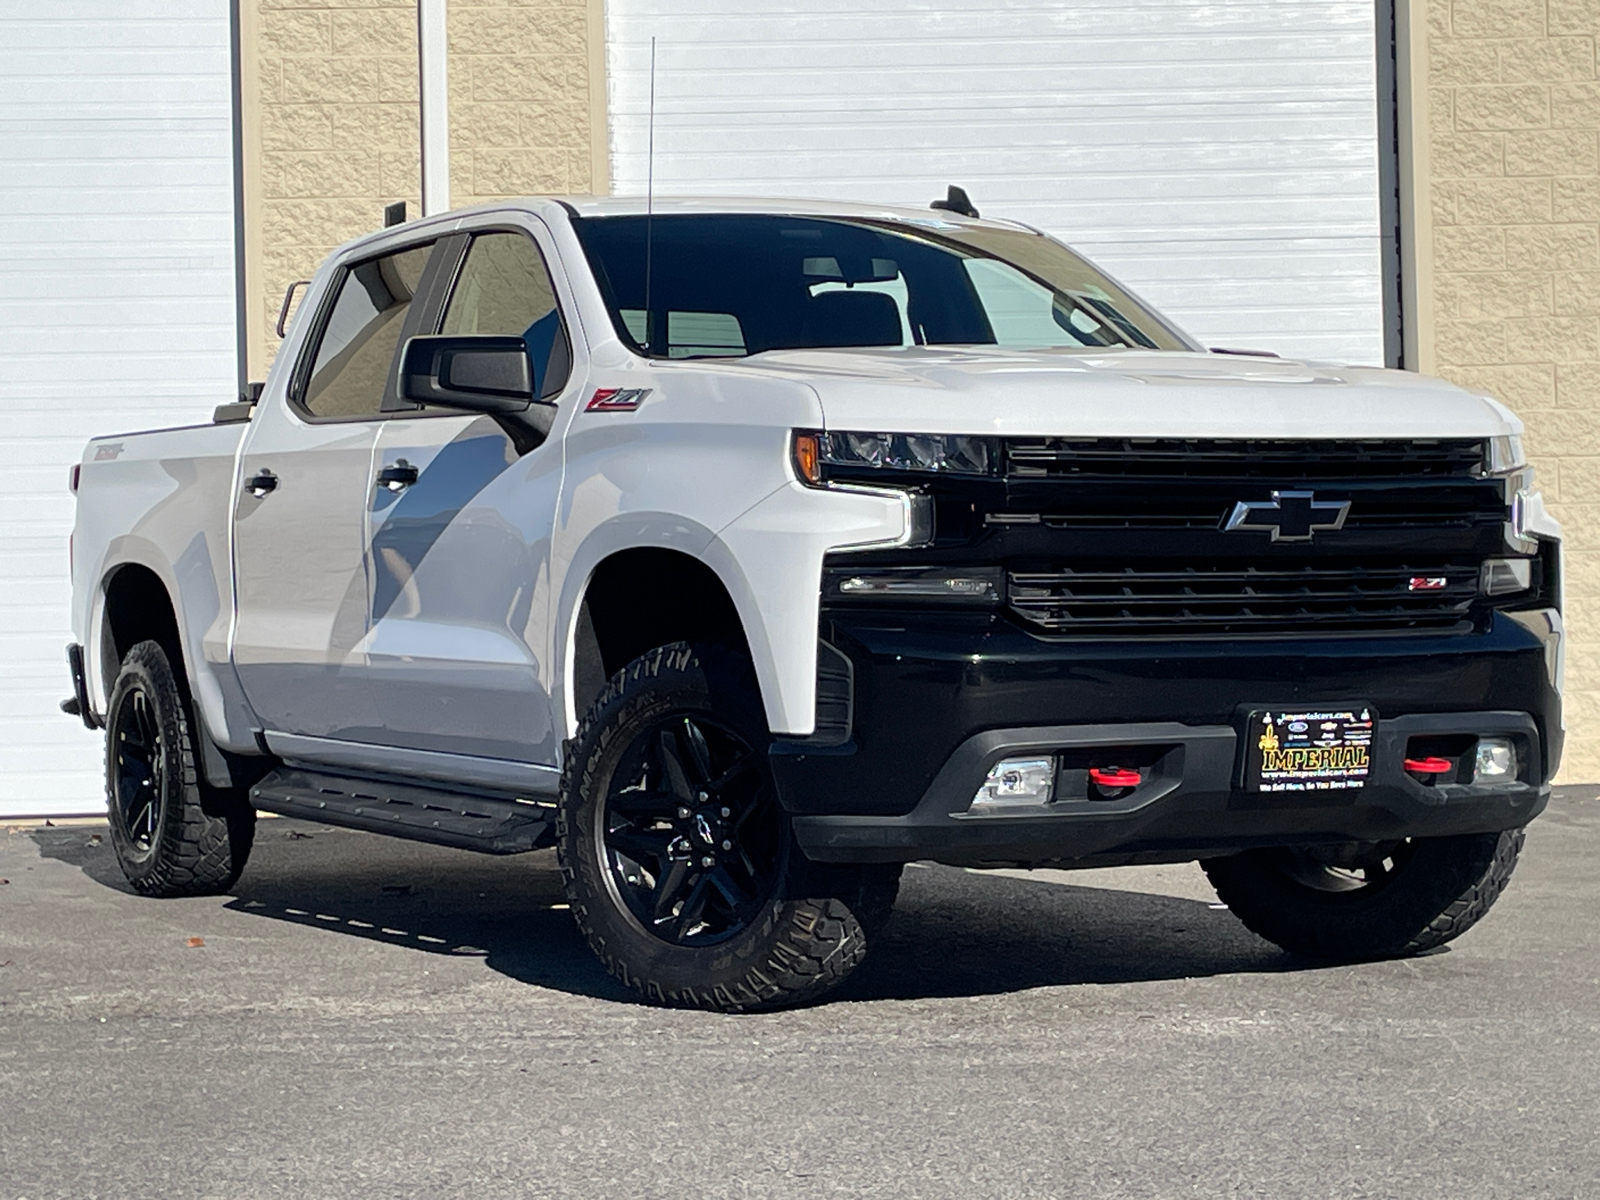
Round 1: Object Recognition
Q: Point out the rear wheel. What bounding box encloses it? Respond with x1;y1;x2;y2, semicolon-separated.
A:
1202;830;1524;961
104;640;255;897
557;641;884;1010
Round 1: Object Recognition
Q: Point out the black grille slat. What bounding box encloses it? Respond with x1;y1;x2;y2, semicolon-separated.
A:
1007;563;1479;636
1007;438;1487;481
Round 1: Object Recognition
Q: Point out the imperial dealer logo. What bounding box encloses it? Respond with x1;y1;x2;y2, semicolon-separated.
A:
1224;490;1351;542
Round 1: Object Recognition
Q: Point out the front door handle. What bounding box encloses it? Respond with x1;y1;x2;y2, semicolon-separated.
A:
244;469;278;498
377;459;418;492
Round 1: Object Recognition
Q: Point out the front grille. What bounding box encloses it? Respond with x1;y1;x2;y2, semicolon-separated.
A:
1008;561;1480;636
1029;489;1505;533
1007;438;1487;481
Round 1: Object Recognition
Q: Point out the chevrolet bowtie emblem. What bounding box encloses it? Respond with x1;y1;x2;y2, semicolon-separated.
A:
1224;490;1350;542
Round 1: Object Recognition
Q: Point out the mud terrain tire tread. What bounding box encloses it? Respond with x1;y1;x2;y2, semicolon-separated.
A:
105;640;254;898
1202;828;1524;962
557;641;874;1011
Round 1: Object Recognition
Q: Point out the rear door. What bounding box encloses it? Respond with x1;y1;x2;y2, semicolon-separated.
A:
232;237;448;740
359;223;575;765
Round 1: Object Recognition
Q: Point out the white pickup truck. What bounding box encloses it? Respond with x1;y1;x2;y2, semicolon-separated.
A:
66;194;1563;1010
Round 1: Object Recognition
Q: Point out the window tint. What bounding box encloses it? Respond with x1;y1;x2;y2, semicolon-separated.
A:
303;242;434;419
620;309;747;356
963;259;1121;348
571;215;1190;358
441;231;569;397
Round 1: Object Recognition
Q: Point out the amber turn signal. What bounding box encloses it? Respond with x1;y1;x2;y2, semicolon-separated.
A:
792;431;822;486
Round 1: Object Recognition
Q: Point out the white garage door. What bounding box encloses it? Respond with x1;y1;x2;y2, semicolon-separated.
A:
607;0;1388;366
0;2;237;817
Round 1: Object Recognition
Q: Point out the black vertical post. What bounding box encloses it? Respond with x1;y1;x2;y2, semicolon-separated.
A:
229;0;249;398
1375;0;1406;369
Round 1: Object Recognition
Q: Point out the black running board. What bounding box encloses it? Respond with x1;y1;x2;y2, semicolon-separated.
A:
250;767;554;854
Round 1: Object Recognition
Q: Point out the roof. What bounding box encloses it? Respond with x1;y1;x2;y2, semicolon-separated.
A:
553;193;1036;233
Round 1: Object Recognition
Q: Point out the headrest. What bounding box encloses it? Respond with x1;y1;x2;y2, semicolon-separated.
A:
806;289;902;348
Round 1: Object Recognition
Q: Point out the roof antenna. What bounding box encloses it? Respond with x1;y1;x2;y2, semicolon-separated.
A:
642;36;657;352
931;185;979;219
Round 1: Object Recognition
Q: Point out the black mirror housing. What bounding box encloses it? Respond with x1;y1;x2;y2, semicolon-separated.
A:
399;335;535;414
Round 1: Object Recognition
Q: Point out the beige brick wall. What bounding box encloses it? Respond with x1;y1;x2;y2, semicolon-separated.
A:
1422;0;1600;780
448;0;601;207
243;0;603;376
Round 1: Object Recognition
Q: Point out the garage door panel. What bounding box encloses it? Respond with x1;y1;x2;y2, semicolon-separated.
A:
0;3;235;816
609;0;1386;367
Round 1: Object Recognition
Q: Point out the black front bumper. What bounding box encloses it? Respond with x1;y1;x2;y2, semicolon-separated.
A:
772;610;1561;867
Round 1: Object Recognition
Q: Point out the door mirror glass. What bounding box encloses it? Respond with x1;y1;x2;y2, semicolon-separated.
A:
398;335;541;414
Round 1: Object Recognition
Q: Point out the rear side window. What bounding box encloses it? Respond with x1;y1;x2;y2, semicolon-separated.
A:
302;242;434;419
440;231;570;398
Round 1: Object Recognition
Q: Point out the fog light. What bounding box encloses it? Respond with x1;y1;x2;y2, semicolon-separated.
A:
969;757;1055;814
1473;737;1517;783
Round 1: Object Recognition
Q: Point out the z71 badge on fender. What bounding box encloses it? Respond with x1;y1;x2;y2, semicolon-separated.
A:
586;387;651;412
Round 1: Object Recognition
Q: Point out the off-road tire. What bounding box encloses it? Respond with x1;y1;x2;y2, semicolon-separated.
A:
1202;829;1524;961
104;640;255;897
557;641;882;1011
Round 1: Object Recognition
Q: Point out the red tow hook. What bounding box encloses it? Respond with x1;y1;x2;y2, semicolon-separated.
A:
1403;756;1454;776
1089;767;1143;789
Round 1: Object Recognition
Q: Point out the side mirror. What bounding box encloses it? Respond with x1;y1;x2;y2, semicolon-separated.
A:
399;335;535;413
398;335;557;454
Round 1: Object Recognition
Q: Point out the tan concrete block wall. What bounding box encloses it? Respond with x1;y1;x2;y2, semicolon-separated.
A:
246;0;599;375
1427;0;1600;779
447;0;598;209
251;0;422;373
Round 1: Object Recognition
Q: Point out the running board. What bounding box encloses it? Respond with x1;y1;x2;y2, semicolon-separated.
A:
250;767;553;854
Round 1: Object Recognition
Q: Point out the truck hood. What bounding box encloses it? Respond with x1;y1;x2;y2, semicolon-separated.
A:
705;347;1519;440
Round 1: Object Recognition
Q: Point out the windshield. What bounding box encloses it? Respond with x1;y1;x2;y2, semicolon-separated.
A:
571;214;1193;359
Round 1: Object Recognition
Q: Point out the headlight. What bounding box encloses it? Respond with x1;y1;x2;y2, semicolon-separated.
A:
793;430;1000;484
1484;434;1526;476
1480;434;1539;552
1481;557;1533;596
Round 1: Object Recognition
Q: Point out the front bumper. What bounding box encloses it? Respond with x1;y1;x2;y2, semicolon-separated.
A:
772;609;1561;867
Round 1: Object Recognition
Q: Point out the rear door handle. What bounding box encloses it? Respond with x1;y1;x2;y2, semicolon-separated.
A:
245;469;278;498
377;459;418;492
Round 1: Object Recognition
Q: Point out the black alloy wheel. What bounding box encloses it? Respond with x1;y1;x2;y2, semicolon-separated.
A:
103;640;255;897
600;713;782;947
557;641;880;1010
1274;839;1415;895
110;682;166;858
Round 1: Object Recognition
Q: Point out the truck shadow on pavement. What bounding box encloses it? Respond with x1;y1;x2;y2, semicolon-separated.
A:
34;818;1302;1006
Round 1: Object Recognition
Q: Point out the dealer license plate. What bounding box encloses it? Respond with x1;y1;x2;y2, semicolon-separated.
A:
1245;707;1376;793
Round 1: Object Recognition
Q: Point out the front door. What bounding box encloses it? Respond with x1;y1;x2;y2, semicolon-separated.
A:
359;227;573;765
232;238;441;740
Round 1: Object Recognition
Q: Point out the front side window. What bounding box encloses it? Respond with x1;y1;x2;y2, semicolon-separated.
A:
571;214;1191;358
440;230;569;398
302;242;434;419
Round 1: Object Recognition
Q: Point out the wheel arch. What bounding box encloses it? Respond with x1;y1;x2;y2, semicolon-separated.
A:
98;560;186;705
96;555;263;791
566;545;760;728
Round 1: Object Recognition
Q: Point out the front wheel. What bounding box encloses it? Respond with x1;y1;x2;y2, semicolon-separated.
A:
557;642;884;1010
1202;829;1524;961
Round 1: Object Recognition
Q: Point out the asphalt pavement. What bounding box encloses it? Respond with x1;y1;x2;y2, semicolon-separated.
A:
3;789;1598;1199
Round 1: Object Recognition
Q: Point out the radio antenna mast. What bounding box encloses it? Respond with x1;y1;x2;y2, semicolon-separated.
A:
643;37;657;352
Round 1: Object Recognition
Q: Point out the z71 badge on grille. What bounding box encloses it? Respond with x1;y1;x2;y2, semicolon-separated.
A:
1224;489;1350;542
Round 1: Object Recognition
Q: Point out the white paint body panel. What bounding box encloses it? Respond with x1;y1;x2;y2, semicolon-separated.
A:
606;0;1389;364
3;2;236;816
